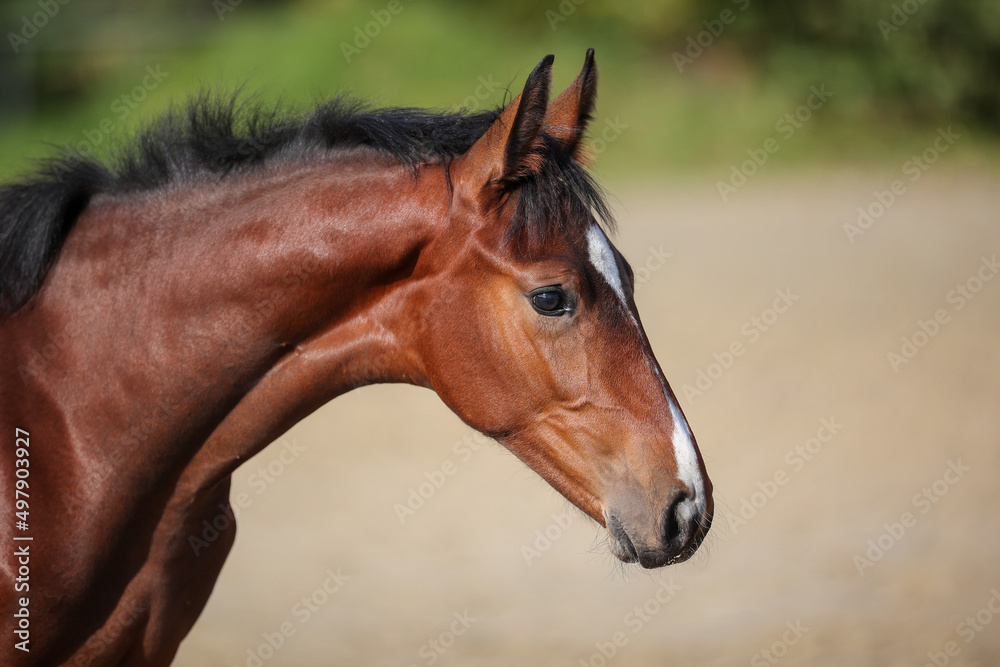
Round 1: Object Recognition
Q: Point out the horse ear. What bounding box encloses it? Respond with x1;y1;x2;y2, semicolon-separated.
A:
543;48;597;159
457;54;554;190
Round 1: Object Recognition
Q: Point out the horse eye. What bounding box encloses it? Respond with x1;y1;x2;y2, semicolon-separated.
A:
531;289;566;315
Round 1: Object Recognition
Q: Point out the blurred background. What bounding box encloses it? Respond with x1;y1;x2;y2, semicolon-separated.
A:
3;1;999;665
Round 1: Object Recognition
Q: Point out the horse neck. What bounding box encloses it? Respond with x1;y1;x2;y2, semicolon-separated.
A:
18;155;450;489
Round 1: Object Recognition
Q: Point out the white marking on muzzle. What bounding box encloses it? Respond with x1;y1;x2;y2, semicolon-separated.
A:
586;225;626;304
655;367;707;520
587;223;705;517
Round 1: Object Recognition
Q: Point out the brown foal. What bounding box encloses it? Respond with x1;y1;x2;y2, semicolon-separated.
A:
0;51;712;665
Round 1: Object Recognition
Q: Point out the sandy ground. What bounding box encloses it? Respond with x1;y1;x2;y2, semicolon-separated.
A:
176;165;1000;667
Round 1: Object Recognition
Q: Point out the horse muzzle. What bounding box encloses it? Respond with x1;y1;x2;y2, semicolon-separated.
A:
604;482;713;568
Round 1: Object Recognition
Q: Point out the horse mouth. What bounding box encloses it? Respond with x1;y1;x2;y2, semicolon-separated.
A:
606;514;639;563
605;510;713;569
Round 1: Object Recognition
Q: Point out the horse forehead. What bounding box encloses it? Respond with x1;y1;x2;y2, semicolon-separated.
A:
585;225;626;303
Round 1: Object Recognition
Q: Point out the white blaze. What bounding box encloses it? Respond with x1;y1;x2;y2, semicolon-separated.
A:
657;367;706;519
587;223;705;514
586;225;626;304
671;402;705;512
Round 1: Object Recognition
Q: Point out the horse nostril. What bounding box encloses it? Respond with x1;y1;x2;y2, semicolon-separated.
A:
662;486;692;547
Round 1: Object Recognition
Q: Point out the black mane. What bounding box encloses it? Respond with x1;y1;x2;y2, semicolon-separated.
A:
0;94;611;317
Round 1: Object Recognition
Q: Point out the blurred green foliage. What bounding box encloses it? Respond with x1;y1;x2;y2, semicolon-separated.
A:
0;0;997;182
475;0;1000;125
